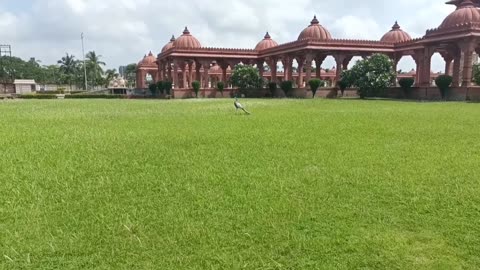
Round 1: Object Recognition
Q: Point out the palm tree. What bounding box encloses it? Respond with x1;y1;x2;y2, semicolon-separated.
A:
58;53;78;89
86;51;106;89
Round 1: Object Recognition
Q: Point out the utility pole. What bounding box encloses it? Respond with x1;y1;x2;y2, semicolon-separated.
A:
81;33;88;91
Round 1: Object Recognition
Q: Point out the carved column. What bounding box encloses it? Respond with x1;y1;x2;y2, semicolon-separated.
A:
441;53;453;76
461;38;476;87
188;61;193;88
315;55;327;80
180;62;187;89
257;60;265;80
219;62;229;86
195;61;201;82
199;60;211;88
413;49;424;87
268;57;278;83
172;62;179;89
342;56;353;70
334;54;346;84
305;53;314;86
296;56;305;88
452;52;461;87
167;61;173;82
391;53;402;86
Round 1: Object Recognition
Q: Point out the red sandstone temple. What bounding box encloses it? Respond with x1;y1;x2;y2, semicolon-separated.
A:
136;0;480;99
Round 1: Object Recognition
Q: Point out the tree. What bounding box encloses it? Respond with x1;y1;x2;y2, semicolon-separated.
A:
192;81;201;98
216;81;225;96
268;82;277;97
435;75;453;100
164;81;173;96
280;81;293;97
473;64;480;85
124;64;137;88
308;79;324;98
157;81;165;95
149;83;157;97
337;77;350;97
342;54;395;99
86;51;106;88
58;53;79;89
230;65;264;96
398;77;415;97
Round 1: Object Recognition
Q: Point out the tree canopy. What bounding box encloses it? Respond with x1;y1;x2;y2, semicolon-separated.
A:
342;54;395;99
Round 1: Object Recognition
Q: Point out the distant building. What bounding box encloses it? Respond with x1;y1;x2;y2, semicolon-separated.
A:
119;66;127;77
14;80;36;94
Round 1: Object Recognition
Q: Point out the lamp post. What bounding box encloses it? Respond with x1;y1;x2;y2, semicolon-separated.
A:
81;32;88;91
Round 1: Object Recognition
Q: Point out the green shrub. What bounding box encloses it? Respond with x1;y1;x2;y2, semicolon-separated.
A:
398;78;415;97
217;82;225;96
435;75;453;100
337;78;350;96
268;82;277;97
192;81;201;98
157;81;165;95
65;94;125;99
19;94;58;99
280;81;293;96
163;81;173;95
308;79;324;98
148;83;157;96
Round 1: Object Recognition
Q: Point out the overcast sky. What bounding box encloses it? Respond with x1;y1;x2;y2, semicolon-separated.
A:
0;0;454;71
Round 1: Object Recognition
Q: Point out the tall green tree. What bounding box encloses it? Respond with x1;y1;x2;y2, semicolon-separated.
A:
86;51;106;88
124;63;137;88
58;53;79;89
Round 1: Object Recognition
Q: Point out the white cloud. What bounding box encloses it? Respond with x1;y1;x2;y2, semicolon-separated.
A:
2;0;457;72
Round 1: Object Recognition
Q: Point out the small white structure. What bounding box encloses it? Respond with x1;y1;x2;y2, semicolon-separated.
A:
14;80;36;94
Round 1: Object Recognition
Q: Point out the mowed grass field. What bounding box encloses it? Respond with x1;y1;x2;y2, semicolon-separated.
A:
1;99;480;269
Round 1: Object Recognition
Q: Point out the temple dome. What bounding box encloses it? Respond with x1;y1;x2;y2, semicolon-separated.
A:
138;51;157;67
161;35;176;52
440;0;480;28
255;32;279;50
174;27;202;49
380;21;412;43
298;16;332;41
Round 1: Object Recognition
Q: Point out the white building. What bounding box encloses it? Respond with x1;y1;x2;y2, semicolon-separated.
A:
14;80;36;94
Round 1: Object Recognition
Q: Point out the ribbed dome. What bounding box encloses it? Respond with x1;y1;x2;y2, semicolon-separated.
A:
255;32;279;51
138;51;157;67
440;0;480;28
380;21;412;43
298;16;332;41
174;27;202;49
161;35;176;52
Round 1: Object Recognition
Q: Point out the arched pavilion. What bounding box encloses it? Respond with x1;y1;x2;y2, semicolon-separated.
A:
137;0;480;98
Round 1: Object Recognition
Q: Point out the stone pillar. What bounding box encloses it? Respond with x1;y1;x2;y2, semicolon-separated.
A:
342;56;353;70
334;54;346;85
172;63;179;89
188;62;193;88
180;62;187;89
268;57;278;83
461;39;476;87
167;62;172;82
199;60;211;88
296;56;305;88
315;55;326;79
413;49;424;87
441;53;453;76
195;62;201;82
305;54;314;86
391;54;402;86
452;54;461;87
257;60;264;80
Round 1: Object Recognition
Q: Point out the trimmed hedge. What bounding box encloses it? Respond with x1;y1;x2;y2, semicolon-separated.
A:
65;94;125;99
19;94;57;99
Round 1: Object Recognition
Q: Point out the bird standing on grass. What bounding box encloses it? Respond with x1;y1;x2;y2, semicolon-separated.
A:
234;96;251;115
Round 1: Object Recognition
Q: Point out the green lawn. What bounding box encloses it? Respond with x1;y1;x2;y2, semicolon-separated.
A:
1;99;480;269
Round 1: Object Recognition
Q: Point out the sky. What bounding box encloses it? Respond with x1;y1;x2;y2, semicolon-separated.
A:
0;0;454;72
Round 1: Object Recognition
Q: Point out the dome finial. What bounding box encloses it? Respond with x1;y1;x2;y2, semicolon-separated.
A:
183;26;190;35
392;21;400;30
170;35;176;42
264;31;271;39
311;15;319;25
